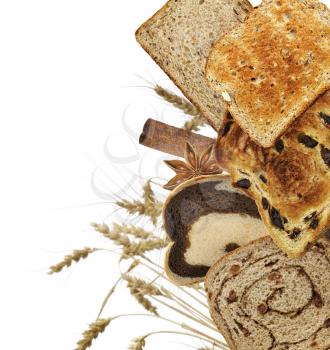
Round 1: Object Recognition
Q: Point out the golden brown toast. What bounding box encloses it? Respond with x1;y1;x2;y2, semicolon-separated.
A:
207;0;330;146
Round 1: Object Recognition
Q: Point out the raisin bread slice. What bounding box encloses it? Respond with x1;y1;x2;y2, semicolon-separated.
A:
215;91;330;257
206;0;330;146
163;175;266;285
136;0;252;130
205;236;330;350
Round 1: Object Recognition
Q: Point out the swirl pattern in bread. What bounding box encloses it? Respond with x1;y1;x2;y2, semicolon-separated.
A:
206;236;330;350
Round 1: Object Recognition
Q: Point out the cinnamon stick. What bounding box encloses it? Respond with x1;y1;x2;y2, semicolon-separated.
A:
139;118;215;158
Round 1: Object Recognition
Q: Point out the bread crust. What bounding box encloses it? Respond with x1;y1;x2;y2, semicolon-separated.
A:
136;0;253;131
205;236;330;350
206;0;330;147
215;91;330;257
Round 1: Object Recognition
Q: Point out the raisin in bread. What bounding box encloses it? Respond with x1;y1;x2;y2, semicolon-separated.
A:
215;91;330;257
205;236;330;350
163;175;266;285
136;0;252;130
206;0;330;146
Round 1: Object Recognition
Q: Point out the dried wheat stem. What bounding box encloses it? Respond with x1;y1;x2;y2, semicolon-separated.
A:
123;275;162;315
184;116;207;132
91;223;166;259
131;330;228;350
154;85;200;117
122;238;167;259
148;295;216;332
178;286;209;309
140;254;163;270
75;318;111;350
129;336;146;350
161;288;213;325
48;247;97;275
115;180;163;225
155;291;215;329
113;223;154;240
139;258;209;309
182;323;228;348
193;285;208;298
96;277;121;320
97;261;140;319
110;314;227;349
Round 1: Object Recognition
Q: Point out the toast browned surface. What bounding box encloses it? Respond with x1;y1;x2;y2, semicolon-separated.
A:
163;175;266;285
205;236;330;350
215;91;330;257
207;0;330;146
136;0;252;130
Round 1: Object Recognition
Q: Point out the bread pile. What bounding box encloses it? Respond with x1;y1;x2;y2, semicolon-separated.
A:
137;0;330;348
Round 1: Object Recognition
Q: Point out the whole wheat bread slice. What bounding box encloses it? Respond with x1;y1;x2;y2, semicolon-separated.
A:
206;0;330;146
206;236;330;350
136;0;252;130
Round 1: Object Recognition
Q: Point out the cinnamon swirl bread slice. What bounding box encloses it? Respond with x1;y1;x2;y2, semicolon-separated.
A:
206;236;330;350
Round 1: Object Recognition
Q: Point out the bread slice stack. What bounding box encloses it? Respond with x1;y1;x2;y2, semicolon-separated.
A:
204;0;330;257
136;0;330;347
206;237;330;350
136;0;252;130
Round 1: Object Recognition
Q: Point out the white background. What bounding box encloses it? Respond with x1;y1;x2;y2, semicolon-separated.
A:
0;0;328;349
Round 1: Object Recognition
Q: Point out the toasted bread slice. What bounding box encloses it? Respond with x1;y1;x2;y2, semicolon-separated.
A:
136;0;252;130
207;0;330;146
215;91;330;257
205;236;330;350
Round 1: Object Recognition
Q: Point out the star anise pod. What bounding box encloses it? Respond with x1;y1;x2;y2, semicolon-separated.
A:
163;142;222;190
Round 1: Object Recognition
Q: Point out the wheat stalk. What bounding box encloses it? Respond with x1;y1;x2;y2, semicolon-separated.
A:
116;199;162;225
129;336;146;350
129;331;227;350
184;115;206;132
122;238;167;259
54;169;230;349
113;223;154;240
75;318;111;350
48;247;96;274
116;180;162;225
154;85;200;117
154;85;206;131
92;223;167;259
123;275;163;315
92;222;131;248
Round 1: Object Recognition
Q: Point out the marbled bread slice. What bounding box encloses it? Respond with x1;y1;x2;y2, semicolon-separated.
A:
163;175;266;285
136;0;252;130
215;91;330;257
205;236;330;350
206;0;330;146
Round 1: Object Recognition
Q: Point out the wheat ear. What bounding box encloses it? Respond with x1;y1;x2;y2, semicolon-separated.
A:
75;318;111;350
154;85;200;117
48;247;96;274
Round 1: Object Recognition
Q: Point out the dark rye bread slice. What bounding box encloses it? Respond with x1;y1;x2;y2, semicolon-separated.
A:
163;175;266;285
215;91;330;257
206;0;330;146
136;0;252;131
205;236;330;350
